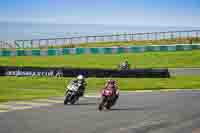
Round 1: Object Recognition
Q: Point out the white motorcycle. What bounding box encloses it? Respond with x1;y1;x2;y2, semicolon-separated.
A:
64;83;81;105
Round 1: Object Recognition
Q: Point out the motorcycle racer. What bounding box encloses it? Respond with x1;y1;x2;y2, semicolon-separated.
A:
103;79;119;105
68;75;87;97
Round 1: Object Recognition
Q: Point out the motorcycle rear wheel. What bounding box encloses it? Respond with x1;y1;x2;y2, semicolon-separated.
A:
105;104;111;110
70;95;79;104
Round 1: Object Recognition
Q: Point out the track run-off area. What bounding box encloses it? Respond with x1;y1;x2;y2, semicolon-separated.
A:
1;91;200;133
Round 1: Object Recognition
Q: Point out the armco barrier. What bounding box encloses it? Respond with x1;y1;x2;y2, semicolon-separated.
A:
0;66;170;78
0;44;200;56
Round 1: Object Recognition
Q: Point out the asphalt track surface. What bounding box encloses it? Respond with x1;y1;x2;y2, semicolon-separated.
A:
169;68;200;76
1;91;200;133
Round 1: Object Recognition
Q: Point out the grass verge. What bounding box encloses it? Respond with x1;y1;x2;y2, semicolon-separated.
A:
1;76;200;102
0;50;200;68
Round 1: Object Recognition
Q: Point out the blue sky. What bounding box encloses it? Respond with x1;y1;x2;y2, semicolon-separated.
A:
1;0;200;26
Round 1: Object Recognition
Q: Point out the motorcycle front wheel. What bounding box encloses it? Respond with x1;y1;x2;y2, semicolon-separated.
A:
64;91;72;105
98;96;106;111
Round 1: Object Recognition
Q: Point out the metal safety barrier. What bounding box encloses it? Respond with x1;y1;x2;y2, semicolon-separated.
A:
0;44;199;56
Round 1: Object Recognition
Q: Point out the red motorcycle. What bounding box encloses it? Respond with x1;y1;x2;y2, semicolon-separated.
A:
98;88;117;111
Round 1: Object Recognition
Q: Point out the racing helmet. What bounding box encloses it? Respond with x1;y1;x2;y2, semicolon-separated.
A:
107;79;116;85
125;60;128;64
77;75;84;80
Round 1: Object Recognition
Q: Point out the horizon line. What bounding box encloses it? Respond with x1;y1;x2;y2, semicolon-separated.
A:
0;20;200;28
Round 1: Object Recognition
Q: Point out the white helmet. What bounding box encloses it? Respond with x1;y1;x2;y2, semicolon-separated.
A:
77;75;84;80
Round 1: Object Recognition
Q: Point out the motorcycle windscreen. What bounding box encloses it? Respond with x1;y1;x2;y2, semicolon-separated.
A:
103;90;113;96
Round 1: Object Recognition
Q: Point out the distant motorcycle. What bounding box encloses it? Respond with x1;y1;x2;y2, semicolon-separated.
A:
64;82;81;105
98;88;117;111
118;62;130;70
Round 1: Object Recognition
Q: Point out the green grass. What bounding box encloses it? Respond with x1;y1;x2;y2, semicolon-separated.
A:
1;76;200;102
1;50;200;68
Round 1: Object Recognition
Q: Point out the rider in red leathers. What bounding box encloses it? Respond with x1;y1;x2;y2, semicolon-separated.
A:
103;79;119;105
